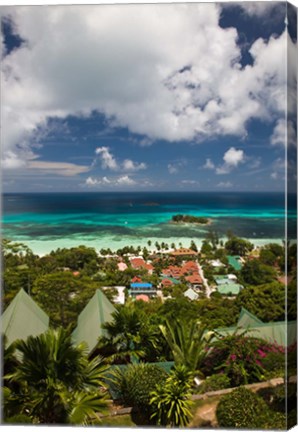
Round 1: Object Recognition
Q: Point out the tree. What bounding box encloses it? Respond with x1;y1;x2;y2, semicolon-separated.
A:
225;237;253;256
235;282;285;322
190;240;198;252
159;318;213;374
4;328;108;425
99;304;161;363
150;365;193;427
32;272;98;328
240;259;276;285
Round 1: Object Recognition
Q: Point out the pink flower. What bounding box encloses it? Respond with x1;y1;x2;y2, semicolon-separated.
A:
230;354;237;361
257;349;267;358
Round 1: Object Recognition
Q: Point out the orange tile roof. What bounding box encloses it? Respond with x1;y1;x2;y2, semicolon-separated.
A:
135;294;150;302
170;248;198;256
161;278;174;287
185;273;203;284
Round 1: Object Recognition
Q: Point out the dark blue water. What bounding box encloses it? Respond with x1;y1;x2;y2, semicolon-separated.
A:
2;192;296;253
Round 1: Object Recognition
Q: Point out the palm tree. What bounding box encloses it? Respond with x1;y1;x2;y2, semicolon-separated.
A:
150;365;193;427
99;305;160;363
4;328;108;425
159;318;213;375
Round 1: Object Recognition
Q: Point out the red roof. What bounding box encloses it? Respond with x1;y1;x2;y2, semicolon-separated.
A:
182;261;198;273
132;276;142;283
135;294;150;302
185;273;203;284
130;258;153;272
131;258;146;268
161;278;174;287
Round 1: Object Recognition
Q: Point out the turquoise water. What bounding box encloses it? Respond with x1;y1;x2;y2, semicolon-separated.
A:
2;192;296;255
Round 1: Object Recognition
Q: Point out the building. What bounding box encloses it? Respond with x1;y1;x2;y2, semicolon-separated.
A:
185;273;203;290
217;283;243;296
184;287;199;301
170;248;198;257
72;289;116;355
130;257;154;274
1;288;49;347
129;282;157;298
227;255;243;271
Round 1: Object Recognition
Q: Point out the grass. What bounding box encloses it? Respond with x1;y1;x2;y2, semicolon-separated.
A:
96;414;136;427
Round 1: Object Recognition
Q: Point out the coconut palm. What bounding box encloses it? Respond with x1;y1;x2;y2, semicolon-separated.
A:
159;318;213;375
4;328;108;425
99;305;160;363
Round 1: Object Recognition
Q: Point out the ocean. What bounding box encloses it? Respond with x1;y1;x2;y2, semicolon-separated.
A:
2;192;296;255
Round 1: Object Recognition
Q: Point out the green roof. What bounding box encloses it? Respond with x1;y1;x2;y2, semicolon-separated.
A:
237;307;263;328
227;255;242;271
216;308;297;347
72;289;116;354
1;289;49;346
217;283;242;296
214;276;231;285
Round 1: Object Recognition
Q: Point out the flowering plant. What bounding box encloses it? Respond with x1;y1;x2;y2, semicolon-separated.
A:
201;329;285;386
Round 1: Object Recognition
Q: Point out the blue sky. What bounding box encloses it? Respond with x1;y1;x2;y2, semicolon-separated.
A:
1;2;296;192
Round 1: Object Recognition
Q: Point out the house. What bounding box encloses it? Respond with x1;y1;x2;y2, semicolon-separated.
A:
130;257;154;274
216;308;297;347
135;294;150;302
227;255;243;271
117;262;128;272
181;260;199;274
129;282;157;298
170;248;198;257
72;289;116;355
1;289;49;347
162;265;183;278
185;273;203;290
160;277;180;288
217;283;243;296
210;259;224;268
184;287;199;301
131;276;142;283
102;285;126;305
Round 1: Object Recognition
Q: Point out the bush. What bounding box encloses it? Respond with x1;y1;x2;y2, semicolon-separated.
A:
216;386;283;429
110;363;168;424
198;373;231;393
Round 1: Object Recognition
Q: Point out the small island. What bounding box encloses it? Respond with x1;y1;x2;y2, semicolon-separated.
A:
171;214;211;225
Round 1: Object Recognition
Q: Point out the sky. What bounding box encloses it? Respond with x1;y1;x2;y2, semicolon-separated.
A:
0;2;297;193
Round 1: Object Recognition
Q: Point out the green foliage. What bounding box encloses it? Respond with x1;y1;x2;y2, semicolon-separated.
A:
225;236;253;256
31;272;98;328
49;245;98;271
172;214;209;224
110;363;167;424
159;318;213;374
196;297;240;329
198;373;231;394
216;386;285;429
150;365;193;427
240;258;276;285
4;328;108;425
99;304;164;363
236;282;285;322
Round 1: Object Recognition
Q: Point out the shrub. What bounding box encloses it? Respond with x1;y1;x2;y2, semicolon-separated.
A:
201;332;282;386
198;373;231;393
110;363;168;424
216;387;276;429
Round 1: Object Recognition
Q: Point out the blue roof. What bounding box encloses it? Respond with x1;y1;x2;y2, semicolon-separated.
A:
131;282;153;289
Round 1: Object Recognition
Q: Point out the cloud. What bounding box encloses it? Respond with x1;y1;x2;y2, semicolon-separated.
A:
28;161;90;176
1;4;290;168
168;159;187;174
95;146;118;170
217;181;233;188
216;147;245;174
85;174;136;187
181;179;198;185
94;146;146;172
271;119;296;147
203;158;215;170
270;157;286;180
122;159;146;171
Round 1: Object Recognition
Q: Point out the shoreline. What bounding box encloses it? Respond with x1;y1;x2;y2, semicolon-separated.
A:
6;236;284;257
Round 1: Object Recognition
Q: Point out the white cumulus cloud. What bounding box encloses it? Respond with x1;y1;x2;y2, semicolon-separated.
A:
216;147;245;174
95;146;118;170
1;4;290;169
